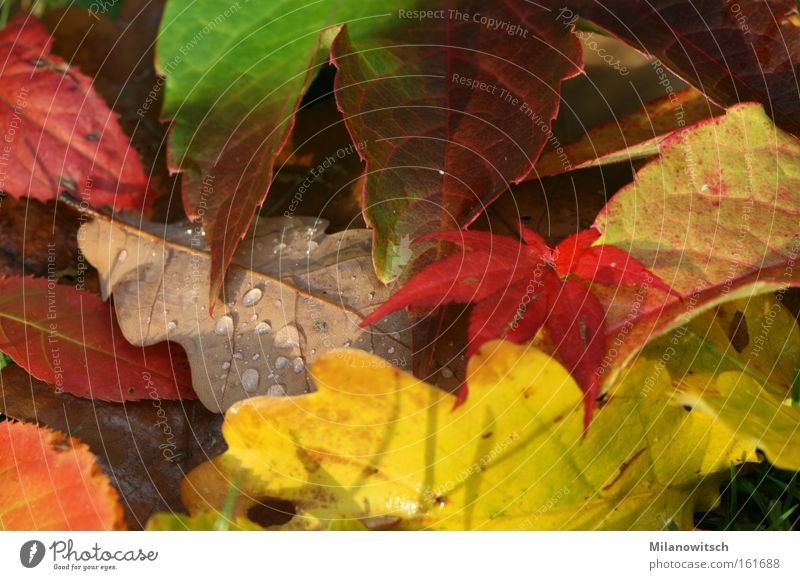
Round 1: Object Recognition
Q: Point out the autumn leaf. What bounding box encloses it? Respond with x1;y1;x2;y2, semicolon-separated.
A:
0;421;125;530
568;0;800;135
0;15;148;209
0;276;193;401
593;103;800;385
332;1;582;280
156;1;406;303
532;89;720;178
78;212;410;412
640;293;800;469
0;364;223;529
150;343;756;530
361;225;672;425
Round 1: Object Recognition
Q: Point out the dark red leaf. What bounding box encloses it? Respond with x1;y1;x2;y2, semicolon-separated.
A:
544;278;606;429
568;0;800;135
0;277;193;401
0;15;148;209
331;2;582;281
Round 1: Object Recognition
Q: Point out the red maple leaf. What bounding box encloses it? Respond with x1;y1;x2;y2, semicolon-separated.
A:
362;224;676;428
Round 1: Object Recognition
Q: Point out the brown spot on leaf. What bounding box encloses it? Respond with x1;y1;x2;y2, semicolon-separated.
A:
602;448;647;492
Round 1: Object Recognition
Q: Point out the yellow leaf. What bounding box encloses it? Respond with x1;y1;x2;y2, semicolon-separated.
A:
157;343;755;530
677;373;800;470
642;293;800;469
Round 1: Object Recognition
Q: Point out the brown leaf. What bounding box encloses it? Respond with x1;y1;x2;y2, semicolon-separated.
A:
78;212;411;412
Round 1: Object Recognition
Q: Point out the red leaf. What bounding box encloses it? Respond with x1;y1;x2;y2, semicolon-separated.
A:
554;228;677;295
544;278;606;429
0;15;148;209
363;226;670;426
0;421;125;530
468;274;550;356
0;277;193;401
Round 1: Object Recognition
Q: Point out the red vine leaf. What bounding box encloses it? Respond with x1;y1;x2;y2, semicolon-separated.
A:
0;276;193;401
0;15;148;208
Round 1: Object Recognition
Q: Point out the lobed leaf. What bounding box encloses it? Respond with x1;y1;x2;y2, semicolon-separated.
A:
163;343;756;530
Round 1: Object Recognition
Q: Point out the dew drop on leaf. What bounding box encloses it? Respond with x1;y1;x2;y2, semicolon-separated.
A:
267;383;286;397
214;315;234;337
274;324;300;348
242;287;263;307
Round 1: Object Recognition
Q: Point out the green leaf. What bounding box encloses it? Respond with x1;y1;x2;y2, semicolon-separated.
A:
156;0;401;301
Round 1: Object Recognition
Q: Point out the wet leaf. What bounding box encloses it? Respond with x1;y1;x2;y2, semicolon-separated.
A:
78;213;410;412
156;0;402;301
0;420;125;530
160;342;756;530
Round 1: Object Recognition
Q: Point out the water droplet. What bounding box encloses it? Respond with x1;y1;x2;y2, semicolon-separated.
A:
242;287;263;307
254;321;272;334
166;320;177;333
116;250;128;263
241;368;260;393
214;315;234;337
267;383;286;397
441;367;454;379
275;356;288;369
222;361;231;370
291;357;304;373
274;324;300;348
